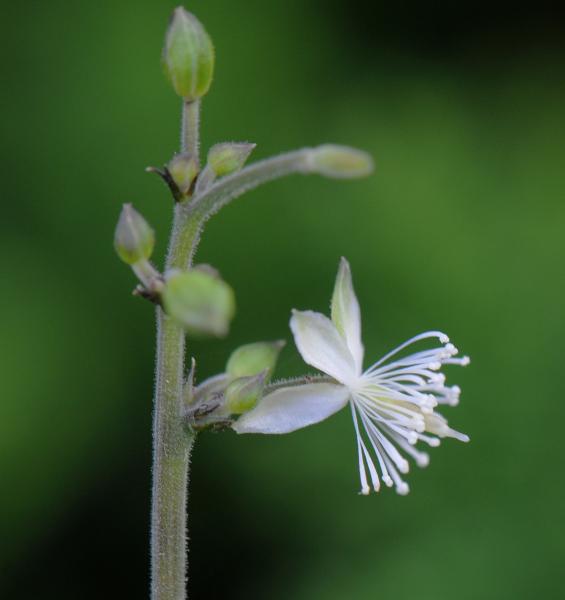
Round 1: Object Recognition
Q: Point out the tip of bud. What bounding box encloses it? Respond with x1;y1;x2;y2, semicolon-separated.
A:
308;145;374;179
167;152;199;195
162;7;215;100
207;142;256;178
226;340;285;381
114;204;155;265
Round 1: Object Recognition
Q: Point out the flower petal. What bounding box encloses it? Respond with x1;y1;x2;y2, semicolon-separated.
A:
232;383;350;434
290;310;357;384
331;257;364;374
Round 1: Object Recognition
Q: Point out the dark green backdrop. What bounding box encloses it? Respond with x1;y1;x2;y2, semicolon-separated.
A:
2;1;564;598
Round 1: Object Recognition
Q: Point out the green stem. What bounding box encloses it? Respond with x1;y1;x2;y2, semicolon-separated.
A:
151;310;192;600
193;148;313;218
151;100;202;600
171;149;317;268
181;99;201;159
167;203;204;271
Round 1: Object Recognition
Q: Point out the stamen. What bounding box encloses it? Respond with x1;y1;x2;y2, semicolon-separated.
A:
356;387;436;427
379;448;410;496
363;381;441;414
365;350;447;375
396;482;410;496
417;433;441;447
350;403;374;494
354;407;394;488
355;392;422;424
358;409;410;475
385;420;423;440
344;327;468;494
363;444;381;492
370;364;446;380
444;356;470;366
365;331;450;372
357;441;370;495
392;434;430;467
429;373;446;384
360;381;431;405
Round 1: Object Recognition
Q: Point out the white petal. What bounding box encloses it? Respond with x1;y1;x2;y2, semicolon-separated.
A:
331;257;364;374
290;310;357;384
232;383;349;434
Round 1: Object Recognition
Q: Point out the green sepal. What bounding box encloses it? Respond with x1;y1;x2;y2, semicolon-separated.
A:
226;340;285;381
114;203;155;265
309;144;374;179
162;7;215;100
167;153;199;195
207;142;256;177
162;269;235;337
225;372;267;414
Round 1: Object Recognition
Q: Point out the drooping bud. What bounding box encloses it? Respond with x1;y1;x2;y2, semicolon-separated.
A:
208;142;256;178
309;144;374;179
167;152;199;195
162;7;215;100
114;204;155;265
225;372;267;414
162;269;235;336
226;340;285;381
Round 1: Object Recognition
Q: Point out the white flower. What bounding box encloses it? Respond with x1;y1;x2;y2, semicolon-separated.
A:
233;258;469;495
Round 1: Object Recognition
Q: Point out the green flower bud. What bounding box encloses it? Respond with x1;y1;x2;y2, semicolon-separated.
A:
309;144;374;179
225;372;267;415
162;269;235;337
208;142;256;177
168;152;199;195
114;204;155;265
192;263;220;278
162;7;215;100
226;340;285;381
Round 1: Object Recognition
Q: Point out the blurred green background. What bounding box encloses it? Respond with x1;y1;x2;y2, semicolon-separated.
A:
2;0;564;598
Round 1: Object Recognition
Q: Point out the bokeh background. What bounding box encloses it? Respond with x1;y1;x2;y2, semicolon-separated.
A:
2;1;565;598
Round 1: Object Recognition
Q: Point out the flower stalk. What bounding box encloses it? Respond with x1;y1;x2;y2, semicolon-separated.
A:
181;99;201;159
115;7;375;599
150;78;204;600
151;309;193;600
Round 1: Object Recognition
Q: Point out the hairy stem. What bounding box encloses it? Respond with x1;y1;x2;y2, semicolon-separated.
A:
181;99;201;159
192;148;314;218
151;310;192;600
151;101;202;600
167;148;319;271
166;203;205;272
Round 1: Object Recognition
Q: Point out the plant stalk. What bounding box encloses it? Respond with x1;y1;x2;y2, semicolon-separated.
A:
181;99;201;160
151;100;202;600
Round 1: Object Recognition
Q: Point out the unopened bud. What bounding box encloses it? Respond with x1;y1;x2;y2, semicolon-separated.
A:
162;269;235;337
168;152;199;195
162;7;215;100
192;263;220;278
114;204;155;265
309;144;374;179
226;340;285;381
225;372;266;414
208;142;256;177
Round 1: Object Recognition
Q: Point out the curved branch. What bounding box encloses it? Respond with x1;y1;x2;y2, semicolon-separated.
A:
191;148;314;219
